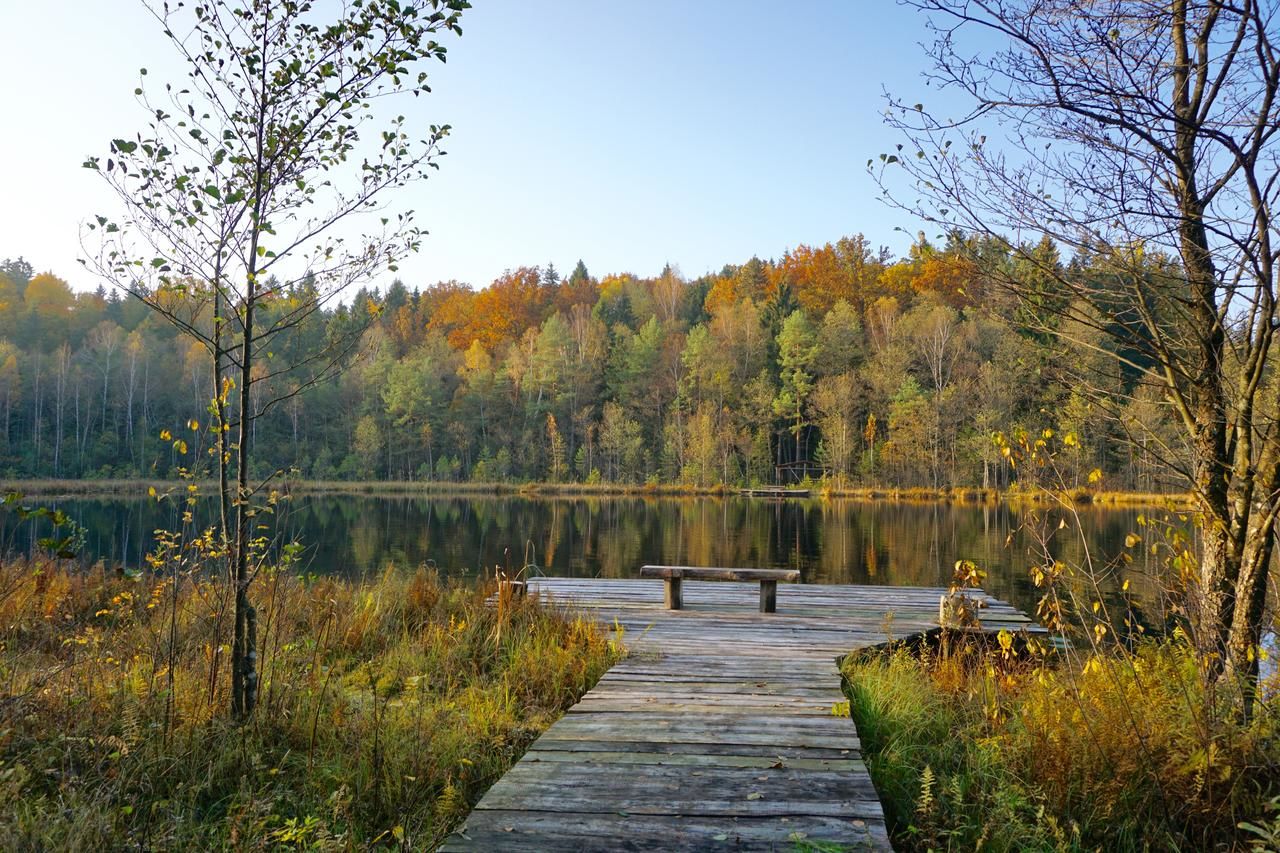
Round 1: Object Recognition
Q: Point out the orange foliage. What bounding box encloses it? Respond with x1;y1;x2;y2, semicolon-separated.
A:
912;255;980;306
776;243;852;315
702;274;739;317
554;274;598;314
707;258;771;317
764;263;790;304
453;267;548;350
425;285;476;348
419;280;470;319
877;240;979;308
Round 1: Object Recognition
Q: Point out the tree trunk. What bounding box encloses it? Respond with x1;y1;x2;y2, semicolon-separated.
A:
231;93;267;718
231;285;257;720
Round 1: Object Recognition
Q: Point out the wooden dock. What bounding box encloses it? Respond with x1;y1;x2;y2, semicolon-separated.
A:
442;578;1037;852
738;487;811;498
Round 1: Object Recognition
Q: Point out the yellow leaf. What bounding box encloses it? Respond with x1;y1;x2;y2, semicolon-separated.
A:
188;419;200;430
1124;533;1141;548
1122;579;1130;592
159;429;172;441
148;486;157;498
1087;468;1103;484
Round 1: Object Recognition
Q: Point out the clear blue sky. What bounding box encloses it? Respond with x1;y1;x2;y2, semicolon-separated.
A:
0;1;937;291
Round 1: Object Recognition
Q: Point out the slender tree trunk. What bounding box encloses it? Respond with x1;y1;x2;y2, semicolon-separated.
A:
125;349;137;469
231;60;269;719
53;346;69;477
32;352;42;466
73;381;82;473
231;283;257;720
141;355;150;468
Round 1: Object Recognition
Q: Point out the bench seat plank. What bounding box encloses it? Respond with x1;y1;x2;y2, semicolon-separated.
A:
640;565;799;613
639;566;799;582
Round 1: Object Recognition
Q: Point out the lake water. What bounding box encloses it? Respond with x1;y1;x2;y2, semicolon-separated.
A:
2;492;1180;624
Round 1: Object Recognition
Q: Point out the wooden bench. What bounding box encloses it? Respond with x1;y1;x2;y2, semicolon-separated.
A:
639;565;801;613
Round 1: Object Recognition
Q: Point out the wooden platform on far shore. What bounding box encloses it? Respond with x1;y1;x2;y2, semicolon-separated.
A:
441;578;1038;852
738;487;811;498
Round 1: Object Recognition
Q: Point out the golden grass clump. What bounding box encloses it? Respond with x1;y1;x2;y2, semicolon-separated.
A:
843;637;1280;851
0;559;620;850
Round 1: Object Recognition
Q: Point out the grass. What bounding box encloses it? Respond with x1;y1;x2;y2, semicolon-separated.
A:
6;477;736;499
0;559;621;849
1089;489;1195;507
820;485;1002;503
8;477;1190;508
842;636;1280;851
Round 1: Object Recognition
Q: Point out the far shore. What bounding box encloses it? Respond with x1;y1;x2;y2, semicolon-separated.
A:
2;477;1191;508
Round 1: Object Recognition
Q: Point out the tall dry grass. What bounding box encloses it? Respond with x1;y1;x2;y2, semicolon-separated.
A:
845;636;1279;851
0;559;620;849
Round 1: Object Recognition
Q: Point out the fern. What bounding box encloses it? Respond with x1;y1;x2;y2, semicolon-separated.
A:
917;764;936;817
121;698;141;749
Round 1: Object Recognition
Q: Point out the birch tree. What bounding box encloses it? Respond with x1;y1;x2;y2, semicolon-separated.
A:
84;0;468;719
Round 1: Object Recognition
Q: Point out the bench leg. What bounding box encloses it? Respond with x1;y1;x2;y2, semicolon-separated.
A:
665;577;682;610
759;580;777;613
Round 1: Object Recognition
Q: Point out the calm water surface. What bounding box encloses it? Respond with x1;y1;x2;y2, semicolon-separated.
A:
3;493;1179;622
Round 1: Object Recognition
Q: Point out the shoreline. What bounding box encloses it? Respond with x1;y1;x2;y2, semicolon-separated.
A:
2;477;1191;508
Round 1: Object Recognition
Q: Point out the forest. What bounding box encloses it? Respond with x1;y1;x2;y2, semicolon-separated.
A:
0;236;1179;491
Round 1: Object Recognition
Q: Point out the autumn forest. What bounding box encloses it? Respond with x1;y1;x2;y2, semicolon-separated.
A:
0;235;1178;491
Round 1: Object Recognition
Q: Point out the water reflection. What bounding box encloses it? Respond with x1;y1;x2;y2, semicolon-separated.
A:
3;493;1202;621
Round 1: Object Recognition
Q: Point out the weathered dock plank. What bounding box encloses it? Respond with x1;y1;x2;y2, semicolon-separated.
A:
441;578;1039;851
